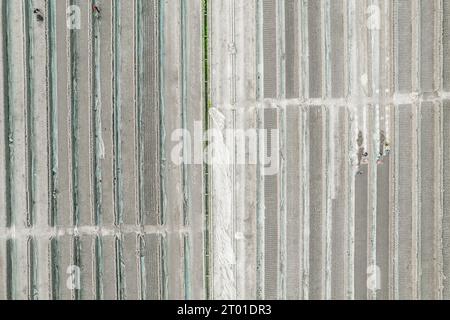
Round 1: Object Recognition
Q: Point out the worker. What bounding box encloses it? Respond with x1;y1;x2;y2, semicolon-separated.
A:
92;4;101;19
34;8;44;22
93;4;100;14
385;142;391;155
